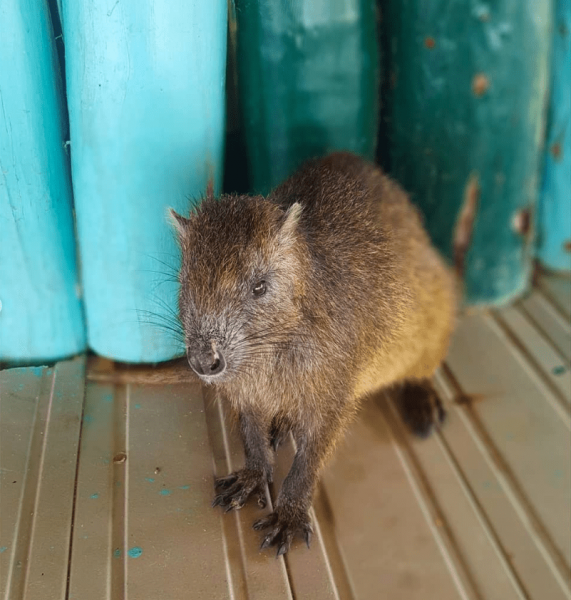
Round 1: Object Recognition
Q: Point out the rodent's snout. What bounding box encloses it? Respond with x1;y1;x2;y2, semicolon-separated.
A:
187;341;226;380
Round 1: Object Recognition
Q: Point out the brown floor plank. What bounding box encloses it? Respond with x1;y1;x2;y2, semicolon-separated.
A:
493;306;571;414
445;315;571;588
434;371;569;600
320;400;464;600
68;381;117;600
518;292;571;362
382;393;526;600
539;275;571;321
1;365;45;600
1;359;84;600
123;383;230;599
204;393;294;600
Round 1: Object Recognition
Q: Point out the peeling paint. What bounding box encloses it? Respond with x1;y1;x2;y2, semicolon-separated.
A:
453;173;480;278
472;73;490;96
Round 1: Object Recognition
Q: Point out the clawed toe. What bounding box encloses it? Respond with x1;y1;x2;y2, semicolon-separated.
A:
253;509;313;556
212;469;267;512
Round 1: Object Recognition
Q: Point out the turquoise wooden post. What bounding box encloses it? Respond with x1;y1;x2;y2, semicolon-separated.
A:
235;0;379;194
537;0;571;273
383;1;553;305
63;1;227;362
0;0;86;362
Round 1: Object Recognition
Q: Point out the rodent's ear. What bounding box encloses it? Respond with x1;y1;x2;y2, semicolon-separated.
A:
167;208;190;239
279;202;303;244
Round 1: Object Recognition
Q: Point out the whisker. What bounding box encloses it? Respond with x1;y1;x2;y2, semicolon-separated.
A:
145;297;183;325
134;312;184;339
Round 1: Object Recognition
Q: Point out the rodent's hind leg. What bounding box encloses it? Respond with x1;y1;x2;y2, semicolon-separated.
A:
212;410;273;512
396;378;446;438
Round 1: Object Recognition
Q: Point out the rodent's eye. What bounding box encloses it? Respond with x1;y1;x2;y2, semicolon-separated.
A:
252;280;267;297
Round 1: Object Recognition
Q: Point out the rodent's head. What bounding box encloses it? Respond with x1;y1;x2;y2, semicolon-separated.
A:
170;194;305;385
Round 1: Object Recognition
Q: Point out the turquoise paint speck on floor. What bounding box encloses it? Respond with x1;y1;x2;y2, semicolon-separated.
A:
90;492;99;499
159;489;171;496
128;546;143;558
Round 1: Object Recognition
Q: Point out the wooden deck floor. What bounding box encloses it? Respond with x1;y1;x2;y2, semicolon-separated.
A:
1;274;570;600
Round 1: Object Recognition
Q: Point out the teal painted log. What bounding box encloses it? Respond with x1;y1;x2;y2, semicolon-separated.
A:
235;0;379;194
537;0;571;273
63;1;227;362
0;0;86;362
383;1;552;305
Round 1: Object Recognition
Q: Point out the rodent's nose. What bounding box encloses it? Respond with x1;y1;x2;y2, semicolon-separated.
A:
187;350;226;378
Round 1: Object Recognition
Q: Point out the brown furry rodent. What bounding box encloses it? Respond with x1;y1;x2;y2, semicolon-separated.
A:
170;152;456;556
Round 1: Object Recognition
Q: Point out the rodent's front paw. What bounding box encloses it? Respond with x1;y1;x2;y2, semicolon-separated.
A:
253;507;313;556
212;469;268;511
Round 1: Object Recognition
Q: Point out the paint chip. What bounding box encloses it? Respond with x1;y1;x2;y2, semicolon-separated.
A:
550;142;562;161
511;208;531;236
472;73;490;96
453;173;480;278
424;36;436;49
159;489;171;496
90;493;99;499
128;546;143;558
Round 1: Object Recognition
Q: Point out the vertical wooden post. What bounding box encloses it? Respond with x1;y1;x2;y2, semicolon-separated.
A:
235;0;380;194
0;0;86;362
383;1;553;304
63;1;227;362
537;0;571;273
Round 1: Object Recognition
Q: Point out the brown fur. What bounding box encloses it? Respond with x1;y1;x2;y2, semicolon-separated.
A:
171;152;456;555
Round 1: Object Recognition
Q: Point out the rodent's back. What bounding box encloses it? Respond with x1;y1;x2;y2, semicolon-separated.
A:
270;152;456;398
